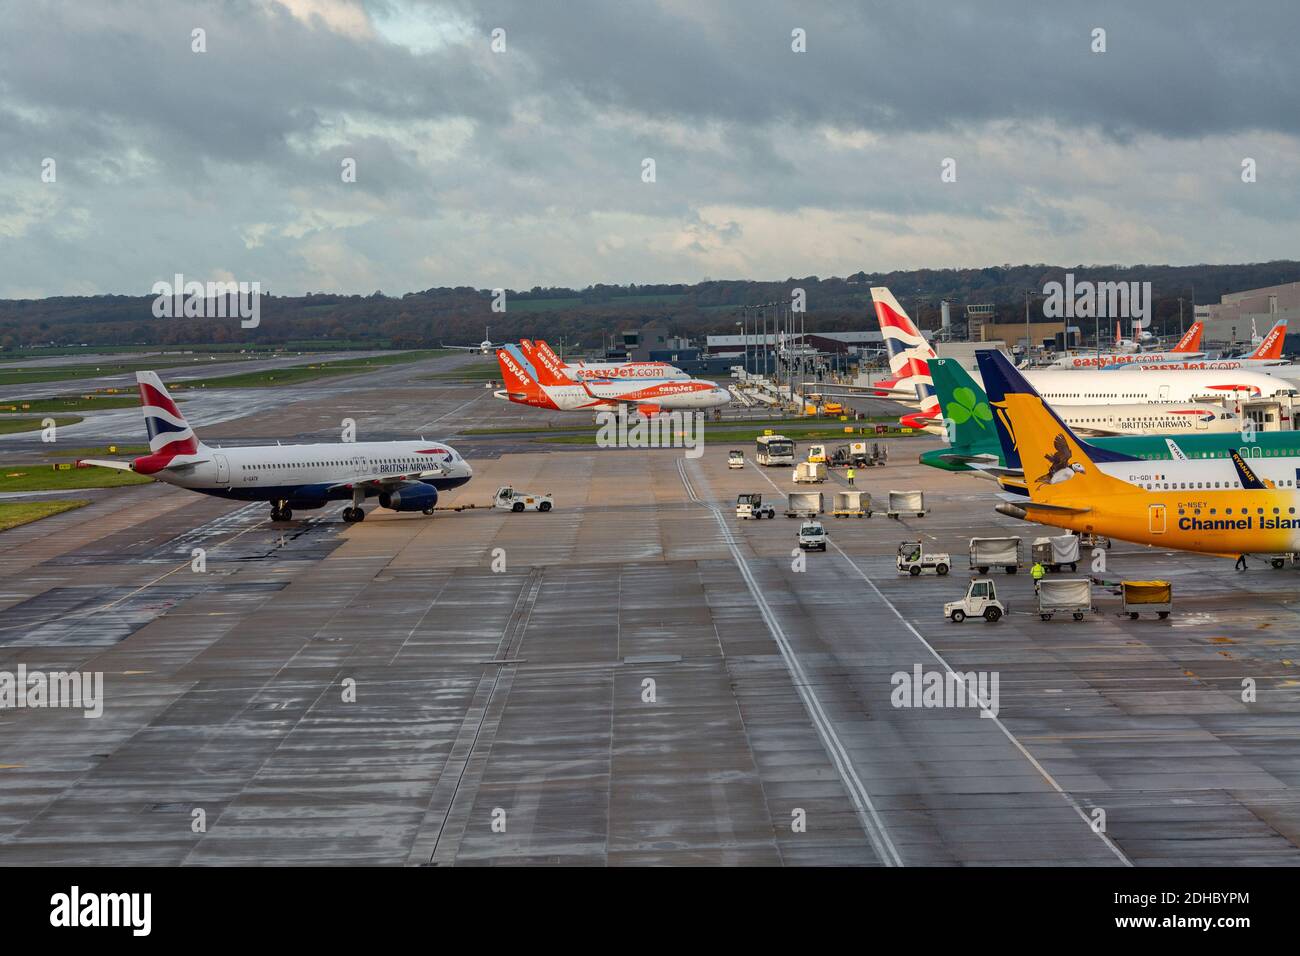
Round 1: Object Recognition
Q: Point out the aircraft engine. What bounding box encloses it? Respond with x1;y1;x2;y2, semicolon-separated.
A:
378;482;439;512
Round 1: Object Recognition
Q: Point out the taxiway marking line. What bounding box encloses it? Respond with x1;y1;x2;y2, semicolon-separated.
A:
742;459;1133;866
678;457;902;867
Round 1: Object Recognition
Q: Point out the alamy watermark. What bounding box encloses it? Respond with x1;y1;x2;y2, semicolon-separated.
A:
595;409;704;458
891;663;1000;718
1042;272;1151;331
1;665;103;718
151;273;260;328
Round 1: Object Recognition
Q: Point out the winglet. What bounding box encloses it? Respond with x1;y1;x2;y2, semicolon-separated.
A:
1230;450;1269;490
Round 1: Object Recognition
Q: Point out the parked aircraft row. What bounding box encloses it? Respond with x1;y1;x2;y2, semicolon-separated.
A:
850;287;1296;435
979;350;1300;562
82;372;472;522
1096;320;1289;370
1045;321;1205;368
494;342;730;415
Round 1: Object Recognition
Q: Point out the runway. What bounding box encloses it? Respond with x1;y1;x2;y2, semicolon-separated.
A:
2;354;1300;865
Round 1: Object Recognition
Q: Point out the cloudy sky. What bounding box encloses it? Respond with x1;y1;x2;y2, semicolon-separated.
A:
1;0;1297;297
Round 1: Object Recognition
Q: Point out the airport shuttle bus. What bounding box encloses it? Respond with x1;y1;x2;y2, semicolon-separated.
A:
755;434;796;466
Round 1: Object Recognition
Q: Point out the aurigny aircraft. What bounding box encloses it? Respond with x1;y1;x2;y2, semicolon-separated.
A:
442;325;500;355
520;339;692;381
979;349;1300;564
494;345;729;416
920;357;1245;474
81;371;473;523
836;287;1293;435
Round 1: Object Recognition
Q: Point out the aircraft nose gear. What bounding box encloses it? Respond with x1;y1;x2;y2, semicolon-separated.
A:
342;506;366;523
270;502;293;521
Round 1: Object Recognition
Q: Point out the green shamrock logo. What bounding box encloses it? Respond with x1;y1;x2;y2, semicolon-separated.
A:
945;387;993;430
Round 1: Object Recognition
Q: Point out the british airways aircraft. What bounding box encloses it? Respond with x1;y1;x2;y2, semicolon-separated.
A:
81;371;473;523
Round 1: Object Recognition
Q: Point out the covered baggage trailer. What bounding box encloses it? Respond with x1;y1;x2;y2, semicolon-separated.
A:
831;490;872;517
1036;577;1093;621
784;491;825;518
793;461;828;483
1121;580;1172;620
1031;535;1080;573
886;489;927;519
969;536;1022;574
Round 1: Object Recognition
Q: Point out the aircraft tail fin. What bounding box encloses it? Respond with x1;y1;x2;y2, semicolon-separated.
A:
527;340;571;385
929;358;1001;461
130;371;206;475
871;286;938;418
976;351;1138;504
1171;321;1203;353
496;347;541;395
534;340;566;369
1248;320;1287;360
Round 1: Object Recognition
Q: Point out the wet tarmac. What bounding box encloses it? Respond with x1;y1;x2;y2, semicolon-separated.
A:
2;354;1299;865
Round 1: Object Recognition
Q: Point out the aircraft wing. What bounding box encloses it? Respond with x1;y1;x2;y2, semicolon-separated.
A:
77;456;211;473
996;492;1092;515
800;383;920;398
440;344;484;351
1071;424;1125;437
965;460;1023;479
77;458;136;471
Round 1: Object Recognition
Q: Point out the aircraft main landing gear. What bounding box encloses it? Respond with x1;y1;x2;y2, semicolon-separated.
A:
342;507;366;523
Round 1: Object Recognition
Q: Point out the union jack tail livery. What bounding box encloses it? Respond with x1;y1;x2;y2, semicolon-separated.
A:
134;371;204;474
871;286;940;425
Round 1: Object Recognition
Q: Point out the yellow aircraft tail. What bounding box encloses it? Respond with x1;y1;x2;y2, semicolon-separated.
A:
976;350;1139;508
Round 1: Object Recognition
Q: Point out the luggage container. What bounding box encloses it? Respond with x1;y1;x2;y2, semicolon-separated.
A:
793;461;828;483
1121;580;1172;620
886;489;927;519
969;536;1022;574
1031;535;1080;573
784;491;825;518
1036;577;1093;621
831;490;872;517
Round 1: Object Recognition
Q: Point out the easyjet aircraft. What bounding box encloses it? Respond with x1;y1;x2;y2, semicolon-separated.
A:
1102;320;1289;370
82;372;473;523
1047;321;1206;368
519;339;691;381
980;350;1300;562
494;345;729;415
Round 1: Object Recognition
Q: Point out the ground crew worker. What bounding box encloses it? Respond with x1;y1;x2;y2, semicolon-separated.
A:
1235;554;1248;571
846;466;856;487
1031;561;1045;592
